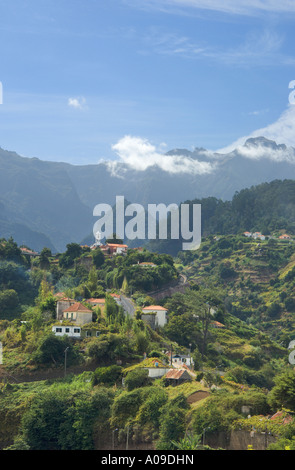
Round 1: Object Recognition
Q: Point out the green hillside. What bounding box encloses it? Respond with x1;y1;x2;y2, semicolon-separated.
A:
0;231;295;451
2;177;295;450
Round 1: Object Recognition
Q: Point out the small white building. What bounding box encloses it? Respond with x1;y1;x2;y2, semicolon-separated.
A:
52;325;81;338
170;353;194;367
141;305;168;328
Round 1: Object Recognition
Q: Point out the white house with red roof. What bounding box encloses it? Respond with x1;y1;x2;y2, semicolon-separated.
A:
62;302;93;325
141;305;168;328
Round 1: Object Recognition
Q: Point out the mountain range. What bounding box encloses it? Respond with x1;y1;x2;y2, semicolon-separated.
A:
0;136;295;252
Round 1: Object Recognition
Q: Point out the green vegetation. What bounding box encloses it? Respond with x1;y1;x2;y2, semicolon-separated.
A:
1;179;295;451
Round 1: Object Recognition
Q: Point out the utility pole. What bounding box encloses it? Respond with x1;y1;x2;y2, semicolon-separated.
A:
64;347;69;377
126;425;130;450
112;428;118;450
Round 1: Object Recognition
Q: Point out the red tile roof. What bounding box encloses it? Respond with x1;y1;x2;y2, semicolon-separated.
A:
270;411;294;424
211;321;225;328
107;243;128;248
63;302;92;313
142;305;168;311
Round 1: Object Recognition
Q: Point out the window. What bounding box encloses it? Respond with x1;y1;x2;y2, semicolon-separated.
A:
56;328;62;333
65;328;70;333
74;328;80;334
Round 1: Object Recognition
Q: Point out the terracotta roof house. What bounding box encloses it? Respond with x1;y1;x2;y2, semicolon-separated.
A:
62;302;93;325
141;305;168;328
279;234;291;240
20;247;39;256
106;243;128;255
210;321;226;329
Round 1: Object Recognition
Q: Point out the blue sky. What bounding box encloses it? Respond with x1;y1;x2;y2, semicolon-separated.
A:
0;0;295;165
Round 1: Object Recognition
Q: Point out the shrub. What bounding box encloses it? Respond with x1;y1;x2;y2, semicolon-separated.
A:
124;368;150;391
92;365;122;387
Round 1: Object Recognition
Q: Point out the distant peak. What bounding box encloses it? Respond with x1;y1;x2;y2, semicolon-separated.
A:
244;136;287;151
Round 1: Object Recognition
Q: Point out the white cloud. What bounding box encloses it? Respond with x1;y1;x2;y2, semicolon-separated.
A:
207;30;287;66
143;28;293;67
127;0;295;16
67;96;86;109
236;141;295;163
248;109;269;116
217;104;295;161
106;135;216;175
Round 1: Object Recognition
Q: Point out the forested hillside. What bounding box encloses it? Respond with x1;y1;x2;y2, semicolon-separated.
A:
1;229;295;450
149;179;295;255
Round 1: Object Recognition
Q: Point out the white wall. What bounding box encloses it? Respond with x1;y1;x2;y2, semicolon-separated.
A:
52;326;81;338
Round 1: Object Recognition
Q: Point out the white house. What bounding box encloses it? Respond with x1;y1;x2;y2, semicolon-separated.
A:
252;232;266;240
52;325;81;338
141;305;168;328
170;353;194;367
62;302;93;325
52;325;100;339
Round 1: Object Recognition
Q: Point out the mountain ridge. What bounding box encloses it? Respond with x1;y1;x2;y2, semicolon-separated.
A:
0;136;294;252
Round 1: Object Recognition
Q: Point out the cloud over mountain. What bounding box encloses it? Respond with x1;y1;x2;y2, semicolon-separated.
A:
106;135;216;176
104;104;295;177
217;104;295;159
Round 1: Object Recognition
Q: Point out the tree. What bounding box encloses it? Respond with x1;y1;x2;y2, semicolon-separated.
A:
20;387;114;450
164;313;200;349
268;369;295;411
156;395;189;450
266;302;282;319
59;243;82;268
122;276;129;294
104;295;118;323
0;289;19;318
39;247;52;269
59;388;114;450
0;237;23;263
136;387;168;429
124;368;150;391
87;266;98;294
37;278;53;303
134;330;149;355
92;365;122;386
184;288;224;359
34;334;78;366
21;391;69;450
92;247;105;268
